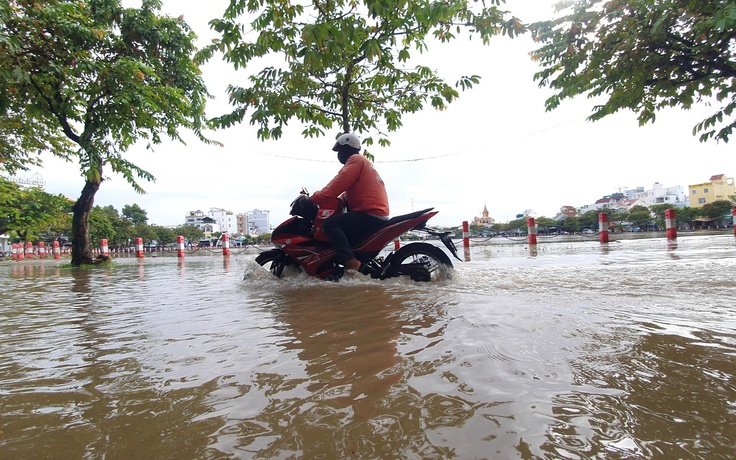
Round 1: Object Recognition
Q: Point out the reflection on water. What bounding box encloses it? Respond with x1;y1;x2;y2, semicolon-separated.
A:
1;235;735;459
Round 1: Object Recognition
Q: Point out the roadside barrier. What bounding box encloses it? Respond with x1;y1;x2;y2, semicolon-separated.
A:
16;210;733;264
222;233;231;256
599;213;609;244
527;217;537;245
665;209;677;240
135;238;144;258
462;221;470;261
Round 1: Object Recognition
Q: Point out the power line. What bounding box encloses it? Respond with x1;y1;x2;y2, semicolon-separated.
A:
248;118;577;163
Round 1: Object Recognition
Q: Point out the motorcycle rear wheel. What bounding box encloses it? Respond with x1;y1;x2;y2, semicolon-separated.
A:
385;243;453;282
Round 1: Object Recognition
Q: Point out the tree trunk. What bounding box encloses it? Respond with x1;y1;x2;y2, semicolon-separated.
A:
70;179;100;266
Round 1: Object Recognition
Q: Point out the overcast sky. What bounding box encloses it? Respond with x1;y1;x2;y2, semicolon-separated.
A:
21;0;736;228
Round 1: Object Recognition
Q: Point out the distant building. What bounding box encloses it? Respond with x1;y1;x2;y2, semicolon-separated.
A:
553;206;580;222
634;182;687;207
609;198;648;213
472;205;495;227
688;174;735;208
578;192;627;214
245;209;270;236
208;207;238;235
236;213;247;236
0;234;10;254
184;210;220;236
621;186;645;200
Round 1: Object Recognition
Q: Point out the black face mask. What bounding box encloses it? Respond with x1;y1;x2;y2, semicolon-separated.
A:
336;145;358;164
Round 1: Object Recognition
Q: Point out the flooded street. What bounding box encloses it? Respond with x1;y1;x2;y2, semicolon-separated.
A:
1;234;735;459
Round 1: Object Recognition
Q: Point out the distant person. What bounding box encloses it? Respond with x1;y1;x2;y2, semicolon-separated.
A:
310;133;389;272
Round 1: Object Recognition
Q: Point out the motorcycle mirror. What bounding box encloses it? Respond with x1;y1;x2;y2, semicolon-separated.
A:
300;187;309;196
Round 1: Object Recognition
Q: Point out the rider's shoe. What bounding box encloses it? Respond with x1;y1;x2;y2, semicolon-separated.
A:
344;258;361;271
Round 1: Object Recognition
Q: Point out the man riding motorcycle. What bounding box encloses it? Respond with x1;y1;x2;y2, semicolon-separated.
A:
310;133;390;272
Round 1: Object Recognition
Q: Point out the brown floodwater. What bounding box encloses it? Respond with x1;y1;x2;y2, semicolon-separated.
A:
1;234;735;459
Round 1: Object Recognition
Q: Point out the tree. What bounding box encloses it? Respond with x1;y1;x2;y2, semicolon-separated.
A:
0;176;21;236
0;177;71;242
650;204;674;230
203;0;524;148
676;206;700;229
627;205;653;231
507;217;528;233
578;210;599;231
178;224;204;244
701;200;733;221
89;206;115;247
469;223;486;236
2;0;214;266
560;216;581;234
535;216;557;234
133;223;157;247
96;205;131;247
150;225;176;248
122;203;149;225
531;0;736;143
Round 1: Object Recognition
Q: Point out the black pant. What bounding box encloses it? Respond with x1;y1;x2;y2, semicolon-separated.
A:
322;212;386;263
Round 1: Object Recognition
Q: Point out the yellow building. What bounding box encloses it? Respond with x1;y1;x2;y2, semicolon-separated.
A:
472;205;495;226
688;174;735;208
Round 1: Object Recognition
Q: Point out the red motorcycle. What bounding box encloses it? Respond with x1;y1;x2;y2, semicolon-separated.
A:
256;191;460;282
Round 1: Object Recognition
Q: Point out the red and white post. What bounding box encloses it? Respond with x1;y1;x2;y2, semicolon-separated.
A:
222;234;230;256
665;209;677;240
25;242;33;259
53;241;60;259
599;213;609;244
101;239;109;257
11;243;18;261
732;206;736;237
38;242;46;259
135;237;144;258
177;235;185;258
462;220;470;261
527;217;537;245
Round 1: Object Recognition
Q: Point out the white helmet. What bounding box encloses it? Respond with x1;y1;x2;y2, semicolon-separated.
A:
332;132;361;151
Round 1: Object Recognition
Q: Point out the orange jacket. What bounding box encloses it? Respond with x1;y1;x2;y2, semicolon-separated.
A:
312;154;389;218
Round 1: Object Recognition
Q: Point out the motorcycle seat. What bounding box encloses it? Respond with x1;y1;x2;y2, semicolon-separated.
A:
381;208;434;228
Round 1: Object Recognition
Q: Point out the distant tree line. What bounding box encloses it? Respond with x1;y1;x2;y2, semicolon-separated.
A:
3;176;732;249
1;176;274;251
0;180;184;250
463;200;735;237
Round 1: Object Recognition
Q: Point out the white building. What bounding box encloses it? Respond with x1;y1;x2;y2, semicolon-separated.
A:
1;234;10;255
208;207;238;235
633;182;688;207
578;193;627;214
184;210;221;235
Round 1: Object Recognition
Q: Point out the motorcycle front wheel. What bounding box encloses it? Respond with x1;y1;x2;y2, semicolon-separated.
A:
385;242;453;282
255;249;292;278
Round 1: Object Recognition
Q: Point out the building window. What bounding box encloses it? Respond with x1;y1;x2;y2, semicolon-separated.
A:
704;188;709;193
698;198;706;204
691;190;697;195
